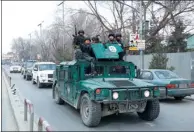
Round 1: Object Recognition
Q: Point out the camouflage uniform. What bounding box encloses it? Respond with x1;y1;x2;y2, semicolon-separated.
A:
115;33;126;60
73;30;85;60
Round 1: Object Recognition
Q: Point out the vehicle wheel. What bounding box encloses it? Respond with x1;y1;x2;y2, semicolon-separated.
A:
23;75;26;79
54;86;64;104
137;99;160;121
37;78;42;88
32;78;36;84
80;93;101;127
174;96;184;101
26;75;29;81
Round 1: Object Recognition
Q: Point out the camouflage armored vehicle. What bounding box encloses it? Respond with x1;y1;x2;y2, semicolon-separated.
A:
52;43;161;127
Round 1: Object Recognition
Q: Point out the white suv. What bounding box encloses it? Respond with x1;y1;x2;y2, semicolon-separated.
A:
32;62;56;88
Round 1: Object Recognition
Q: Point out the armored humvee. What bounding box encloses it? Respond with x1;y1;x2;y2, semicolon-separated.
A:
52;43;160;127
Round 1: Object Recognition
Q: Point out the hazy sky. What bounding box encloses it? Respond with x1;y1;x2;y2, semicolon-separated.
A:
2;1;59;54
2;1;111;54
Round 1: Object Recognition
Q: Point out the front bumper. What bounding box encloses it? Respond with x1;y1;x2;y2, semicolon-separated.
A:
10;70;21;73
167;88;194;96
39;77;53;84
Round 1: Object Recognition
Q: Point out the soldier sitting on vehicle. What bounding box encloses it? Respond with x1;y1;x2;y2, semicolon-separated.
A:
115;32;126;60
73;30;85;49
92;35;100;43
104;33;125;60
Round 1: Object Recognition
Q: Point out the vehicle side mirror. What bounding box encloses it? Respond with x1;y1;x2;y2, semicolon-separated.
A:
136;69;141;78
33;67;38;71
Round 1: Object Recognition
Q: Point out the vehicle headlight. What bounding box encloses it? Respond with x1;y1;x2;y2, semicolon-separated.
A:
113;92;119;99
40;74;46;77
144;90;150;97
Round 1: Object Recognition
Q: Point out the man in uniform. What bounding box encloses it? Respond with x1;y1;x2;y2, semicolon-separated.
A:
115;32;126;60
105;33;125;60
73;30;85;60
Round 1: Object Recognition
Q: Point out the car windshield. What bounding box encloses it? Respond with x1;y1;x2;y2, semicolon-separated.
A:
39;64;56;71
26;62;35;68
155;70;179;79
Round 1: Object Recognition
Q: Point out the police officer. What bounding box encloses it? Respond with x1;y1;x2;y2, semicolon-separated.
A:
115;33;124;49
73;30;85;49
92;36;100;43
106;33;117;44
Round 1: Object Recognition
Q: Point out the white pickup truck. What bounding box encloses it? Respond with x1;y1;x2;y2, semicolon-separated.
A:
32;62;56;88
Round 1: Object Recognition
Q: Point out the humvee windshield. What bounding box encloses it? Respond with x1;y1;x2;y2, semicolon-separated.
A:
84;63;132;78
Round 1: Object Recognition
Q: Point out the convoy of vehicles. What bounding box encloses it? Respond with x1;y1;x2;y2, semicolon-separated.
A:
52;43;161;127
7;43;193;127
31;62;56;88
138;69;194;101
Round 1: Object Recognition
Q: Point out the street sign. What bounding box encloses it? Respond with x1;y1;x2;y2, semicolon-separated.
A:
129;33;139;50
136;40;145;50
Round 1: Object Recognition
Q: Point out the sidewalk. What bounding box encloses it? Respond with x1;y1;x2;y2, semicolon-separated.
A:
2;78;19;131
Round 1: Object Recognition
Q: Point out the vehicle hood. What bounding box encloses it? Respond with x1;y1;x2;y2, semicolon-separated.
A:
38;70;54;74
80;78;155;89
10;65;21;69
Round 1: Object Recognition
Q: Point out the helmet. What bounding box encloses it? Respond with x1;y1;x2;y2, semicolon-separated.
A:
108;33;115;38
78;30;84;34
115;33;122;37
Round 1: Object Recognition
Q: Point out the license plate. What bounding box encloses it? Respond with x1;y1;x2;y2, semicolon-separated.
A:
179;84;187;88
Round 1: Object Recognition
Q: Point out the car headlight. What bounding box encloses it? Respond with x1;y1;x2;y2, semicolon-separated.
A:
40;74;46;77
144;90;150;97
113;92;119;99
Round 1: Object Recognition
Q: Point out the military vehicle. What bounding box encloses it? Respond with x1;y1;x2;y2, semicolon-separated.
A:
22;60;37;80
52;43;161;127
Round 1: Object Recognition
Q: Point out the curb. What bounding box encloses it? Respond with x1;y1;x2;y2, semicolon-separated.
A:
2;71;39;131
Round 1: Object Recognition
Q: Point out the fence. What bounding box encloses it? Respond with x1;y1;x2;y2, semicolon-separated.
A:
3;67;53;131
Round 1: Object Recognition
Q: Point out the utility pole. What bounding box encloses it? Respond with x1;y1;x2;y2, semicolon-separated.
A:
58;1;65;52
37;21;44;37
28;33;32;60
139;0;144;69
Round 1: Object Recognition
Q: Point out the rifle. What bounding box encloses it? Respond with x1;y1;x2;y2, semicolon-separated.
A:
72;25;77;38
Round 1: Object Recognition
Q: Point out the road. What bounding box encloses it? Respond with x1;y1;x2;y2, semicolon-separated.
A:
4;66;194;131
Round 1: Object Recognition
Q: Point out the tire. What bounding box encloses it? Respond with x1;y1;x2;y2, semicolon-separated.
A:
23;75;26;79
32;78;36;84
54;85;64;105
26;75;29;81
37;78;42;88
137;99;160;121
80;93;101;127
174;96;184;101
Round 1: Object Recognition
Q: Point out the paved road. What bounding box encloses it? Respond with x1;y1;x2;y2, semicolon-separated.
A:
4;66;194;131
2;75;18;131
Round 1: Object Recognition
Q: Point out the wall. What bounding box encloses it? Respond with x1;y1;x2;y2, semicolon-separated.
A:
126;52;192;80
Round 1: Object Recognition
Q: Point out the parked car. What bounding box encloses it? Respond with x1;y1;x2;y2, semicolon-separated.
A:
138;69;194;100
10;65;21;73
22;60;37;80
32;62;56;88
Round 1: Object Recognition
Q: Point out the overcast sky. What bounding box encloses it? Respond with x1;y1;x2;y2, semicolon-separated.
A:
2;1;193;54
